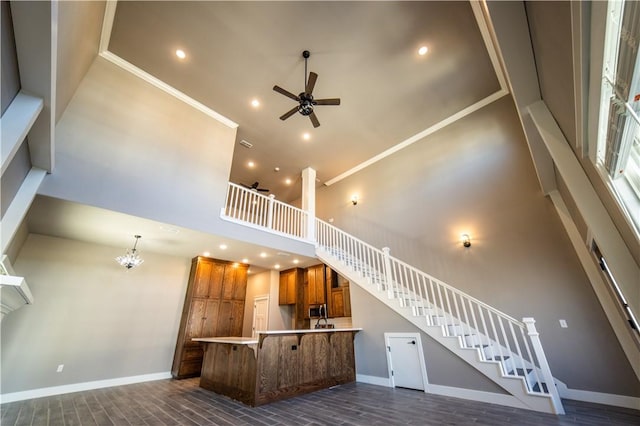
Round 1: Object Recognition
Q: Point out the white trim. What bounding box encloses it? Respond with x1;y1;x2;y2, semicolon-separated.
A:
561;388;640;411
427;384;529;411
0;372;172;404
324;89;508;186
99;51;238;129
384;332;429;391
99;1;118;54
355;374;392;387
469;0;508;92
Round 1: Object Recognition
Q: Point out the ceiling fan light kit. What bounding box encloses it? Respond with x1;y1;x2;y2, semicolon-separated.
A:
273;50;341;128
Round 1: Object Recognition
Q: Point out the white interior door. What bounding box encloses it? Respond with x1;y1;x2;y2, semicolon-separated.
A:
385;333;428;390
252;296;269;338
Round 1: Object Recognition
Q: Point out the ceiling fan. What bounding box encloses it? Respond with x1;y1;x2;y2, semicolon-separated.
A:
241;181;270;192
273;50;341;128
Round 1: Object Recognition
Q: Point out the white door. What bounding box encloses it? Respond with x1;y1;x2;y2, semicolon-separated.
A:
252;296;269;338
385;333;428;390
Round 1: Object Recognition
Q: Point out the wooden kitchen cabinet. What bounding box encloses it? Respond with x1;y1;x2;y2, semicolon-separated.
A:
306;264;326;305
330;287;351;318
279;268;302;305
172;257;248;379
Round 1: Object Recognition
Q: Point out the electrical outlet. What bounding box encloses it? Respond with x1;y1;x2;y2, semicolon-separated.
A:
56;364;64;373
559;319;568;328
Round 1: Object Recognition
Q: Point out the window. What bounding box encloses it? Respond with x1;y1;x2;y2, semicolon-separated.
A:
595;0;640;235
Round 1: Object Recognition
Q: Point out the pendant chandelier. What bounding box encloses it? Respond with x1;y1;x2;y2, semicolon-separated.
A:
115;235;144;269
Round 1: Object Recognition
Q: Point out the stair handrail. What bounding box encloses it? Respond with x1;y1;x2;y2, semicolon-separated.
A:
316;217;564;414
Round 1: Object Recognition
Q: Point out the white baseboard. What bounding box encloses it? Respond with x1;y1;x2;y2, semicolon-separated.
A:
561;387;640;410
426;384;529;410
356;374;392;387
0;372;172;404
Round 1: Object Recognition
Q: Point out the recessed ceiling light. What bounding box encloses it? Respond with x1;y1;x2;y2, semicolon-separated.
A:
302;132;311;140
175;49;186;59
260;252;267;258
293;259;299;264
418;46;428;56
248;161;255;168
285;178;292;185
242;258;249;263
274;264;281;269
274;167;280;172
251;99;260;108
203;251;210;257
219;244;227;250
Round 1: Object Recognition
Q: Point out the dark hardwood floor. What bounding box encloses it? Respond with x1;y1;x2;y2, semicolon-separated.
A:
1;378;639;425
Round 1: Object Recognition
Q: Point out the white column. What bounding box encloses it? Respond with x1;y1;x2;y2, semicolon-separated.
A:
301;167;316;242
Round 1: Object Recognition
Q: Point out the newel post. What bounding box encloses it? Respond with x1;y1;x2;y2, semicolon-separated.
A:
266;194;275;229
523;317;565;415
382;247;394;298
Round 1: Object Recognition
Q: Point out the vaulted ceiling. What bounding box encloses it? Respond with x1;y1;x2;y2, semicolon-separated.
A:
105;1;503;201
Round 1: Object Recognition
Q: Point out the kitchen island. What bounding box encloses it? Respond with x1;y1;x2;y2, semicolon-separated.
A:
193;328;361;406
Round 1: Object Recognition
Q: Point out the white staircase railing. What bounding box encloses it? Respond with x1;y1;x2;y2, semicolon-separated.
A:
315;218;564;414
223;182;308;240
220;182;564;414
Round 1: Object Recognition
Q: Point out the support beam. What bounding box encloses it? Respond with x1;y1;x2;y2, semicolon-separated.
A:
1;168;46;254
528;100;639;318
0;92;43;174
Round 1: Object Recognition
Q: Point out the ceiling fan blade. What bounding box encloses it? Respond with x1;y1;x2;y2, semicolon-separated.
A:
241;183;251;189
280;106;299;121
314;98;341;106
306;72;318;95
309;111;320;128
273;85;300;101
257;188;270;192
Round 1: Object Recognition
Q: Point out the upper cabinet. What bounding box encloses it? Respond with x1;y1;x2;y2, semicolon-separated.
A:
279;268;303;305
306;264;326;305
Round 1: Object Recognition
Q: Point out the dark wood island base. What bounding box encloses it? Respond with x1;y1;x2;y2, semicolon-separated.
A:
194;328;361;406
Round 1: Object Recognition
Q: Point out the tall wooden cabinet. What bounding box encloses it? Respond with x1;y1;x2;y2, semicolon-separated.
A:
172;257;248;379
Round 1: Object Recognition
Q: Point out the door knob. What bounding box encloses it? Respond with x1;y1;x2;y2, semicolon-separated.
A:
409;340;416;345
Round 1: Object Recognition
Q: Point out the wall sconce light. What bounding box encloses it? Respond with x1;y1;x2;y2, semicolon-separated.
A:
461;234;471;248
351;195;358;205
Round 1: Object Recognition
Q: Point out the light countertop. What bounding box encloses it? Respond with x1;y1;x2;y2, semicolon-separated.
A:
193;337;258;345
192;328;362;345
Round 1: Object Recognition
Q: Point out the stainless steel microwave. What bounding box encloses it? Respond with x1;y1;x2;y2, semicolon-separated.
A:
309;304;326;318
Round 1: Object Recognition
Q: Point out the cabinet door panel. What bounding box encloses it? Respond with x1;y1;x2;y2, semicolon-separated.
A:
221;266;236;300
208;263;225;299
233;267;248;300
185;299;207;340
201;300;220;337
217;301;233;336
193;261;213;298
331;290;345;318
230;300;244;336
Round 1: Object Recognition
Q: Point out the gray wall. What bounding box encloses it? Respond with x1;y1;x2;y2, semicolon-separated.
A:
1;234;190;394
316;96;638;396
39;56;238;237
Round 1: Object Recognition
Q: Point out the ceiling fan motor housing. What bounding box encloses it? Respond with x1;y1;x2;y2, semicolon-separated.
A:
298;93;314;116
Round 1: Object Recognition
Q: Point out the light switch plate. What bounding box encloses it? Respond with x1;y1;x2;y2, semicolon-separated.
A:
559;319;568;328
